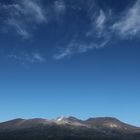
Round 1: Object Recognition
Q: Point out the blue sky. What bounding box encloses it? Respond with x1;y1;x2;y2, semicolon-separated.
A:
0;0;140;126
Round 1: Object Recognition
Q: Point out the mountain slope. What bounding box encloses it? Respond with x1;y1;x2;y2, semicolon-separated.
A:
85;117;140;132
0;117;140;140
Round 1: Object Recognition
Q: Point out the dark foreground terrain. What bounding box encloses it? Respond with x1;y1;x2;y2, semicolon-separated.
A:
0;117;140;140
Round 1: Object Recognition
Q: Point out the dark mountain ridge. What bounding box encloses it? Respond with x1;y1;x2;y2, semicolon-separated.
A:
0;116;140;140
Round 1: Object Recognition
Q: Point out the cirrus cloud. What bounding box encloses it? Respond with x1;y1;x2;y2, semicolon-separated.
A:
54;0;140;59
112;0;140;38
8;52;45;64
1;0;46;38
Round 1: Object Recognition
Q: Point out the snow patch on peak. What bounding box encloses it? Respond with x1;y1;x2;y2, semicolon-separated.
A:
56;116;65;122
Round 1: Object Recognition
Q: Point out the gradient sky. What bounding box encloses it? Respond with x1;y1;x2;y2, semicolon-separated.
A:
0;0;140;126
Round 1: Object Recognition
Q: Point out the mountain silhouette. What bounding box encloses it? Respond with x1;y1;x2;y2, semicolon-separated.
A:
0;116;140;140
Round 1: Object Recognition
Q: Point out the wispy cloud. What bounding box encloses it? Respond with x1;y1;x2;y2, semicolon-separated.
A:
54;38;109;60
112;0;140;38
54;0;66;14
53;0;66;22
54;0;140;60
32;53;45;62
1;0;46;38
1;0;140;61
8;52;45;64
7;18;30;39
22;0;46;23
96;10;106;32
54;8;109;60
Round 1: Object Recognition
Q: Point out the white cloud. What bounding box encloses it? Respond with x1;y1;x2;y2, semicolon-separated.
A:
7;18;30;39
54;0;66;14
8;52;45;63
53;0;66;22
54;38;109;60
86;9;109;40
1;0;46;38
54;7;110;60
21;0;46;23
112;0;140;38
96;10;106;31
54;47;72;60
8;54;19;60
32;53;45;62
3;0;140;61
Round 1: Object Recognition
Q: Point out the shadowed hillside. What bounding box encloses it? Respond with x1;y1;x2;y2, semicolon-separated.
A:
0;117;140;140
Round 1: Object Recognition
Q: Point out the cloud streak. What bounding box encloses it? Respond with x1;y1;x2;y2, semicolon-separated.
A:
96;10;106;32
54;8;110;60
1;0;46;38
112;0;140;38
54;0;140;59
1;0;140;61
8;52;45;64
54;38;109;60
54;0;66;15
